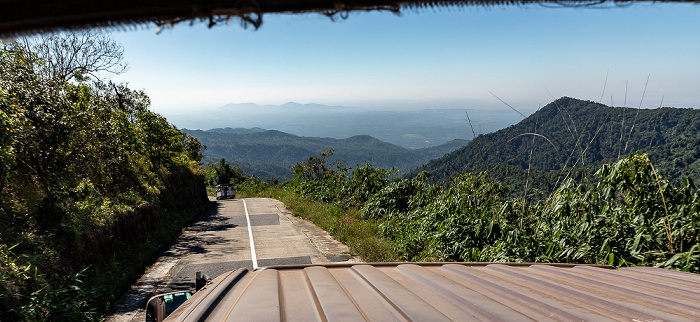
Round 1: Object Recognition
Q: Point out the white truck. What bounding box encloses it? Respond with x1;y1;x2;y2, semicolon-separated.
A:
215;184;235;200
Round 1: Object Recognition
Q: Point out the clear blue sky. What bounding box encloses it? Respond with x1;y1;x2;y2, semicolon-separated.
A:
110;3;700;114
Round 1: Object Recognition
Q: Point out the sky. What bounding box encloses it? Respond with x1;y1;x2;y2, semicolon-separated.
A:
109;3;700;115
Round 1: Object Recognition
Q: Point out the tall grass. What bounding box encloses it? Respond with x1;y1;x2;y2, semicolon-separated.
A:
363;154;700;271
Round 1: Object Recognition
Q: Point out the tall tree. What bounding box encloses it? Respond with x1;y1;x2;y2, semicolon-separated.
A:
12;29;128;82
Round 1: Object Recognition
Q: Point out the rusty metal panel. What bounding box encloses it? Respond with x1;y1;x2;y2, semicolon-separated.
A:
166;262;700;321
323;267;410;321
278;269;325;322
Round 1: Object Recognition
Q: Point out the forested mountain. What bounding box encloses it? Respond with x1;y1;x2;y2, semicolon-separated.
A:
185;128;468;179
412;97;700;186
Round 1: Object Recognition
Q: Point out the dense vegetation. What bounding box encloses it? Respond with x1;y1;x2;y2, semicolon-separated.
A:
4;30;699;319
231;97;700;273
249;98;700;274
0;32;208;320
270;150;700;273
413;97;700;191
185;128;467;180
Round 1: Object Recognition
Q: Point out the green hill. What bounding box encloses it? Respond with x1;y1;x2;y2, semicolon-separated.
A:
412;97;700;189
185;128;468;179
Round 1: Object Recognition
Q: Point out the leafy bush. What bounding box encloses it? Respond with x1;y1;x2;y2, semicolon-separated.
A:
379;172;508;261
344;164;391;206
291;147;700;273
361;172;434;219
0;245;101;320
373;154;700;272
289;149;404;209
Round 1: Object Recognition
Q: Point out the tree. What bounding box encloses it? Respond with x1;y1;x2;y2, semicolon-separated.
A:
293;149;344;181
12;30;128;82
204;158;248;186
1;33;210;320
0;50;23;192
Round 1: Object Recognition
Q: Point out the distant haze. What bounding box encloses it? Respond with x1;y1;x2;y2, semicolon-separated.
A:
112;5;700;115
165;100;530;149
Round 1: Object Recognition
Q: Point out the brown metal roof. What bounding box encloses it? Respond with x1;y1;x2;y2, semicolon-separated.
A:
2;0;699;37
165;262;700;321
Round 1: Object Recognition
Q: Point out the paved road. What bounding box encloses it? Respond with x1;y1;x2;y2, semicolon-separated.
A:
108;197;356;322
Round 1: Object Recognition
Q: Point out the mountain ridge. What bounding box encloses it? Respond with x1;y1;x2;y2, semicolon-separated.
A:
185;128;468;179
165;102;524;149
411;96;700;185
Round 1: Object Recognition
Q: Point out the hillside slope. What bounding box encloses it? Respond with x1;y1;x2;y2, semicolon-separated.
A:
185;129;468;179
412;97;700;184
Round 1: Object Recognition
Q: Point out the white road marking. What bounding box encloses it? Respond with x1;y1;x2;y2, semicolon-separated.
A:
242;199;258;270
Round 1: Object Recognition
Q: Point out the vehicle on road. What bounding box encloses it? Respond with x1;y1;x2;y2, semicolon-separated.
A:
215;184;235;200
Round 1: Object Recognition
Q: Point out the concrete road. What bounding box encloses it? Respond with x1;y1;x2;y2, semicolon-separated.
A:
108;197;357;322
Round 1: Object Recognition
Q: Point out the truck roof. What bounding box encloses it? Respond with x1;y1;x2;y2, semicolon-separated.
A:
165;262;700;321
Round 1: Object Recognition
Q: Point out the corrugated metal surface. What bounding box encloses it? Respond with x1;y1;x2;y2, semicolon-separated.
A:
167;262;700;321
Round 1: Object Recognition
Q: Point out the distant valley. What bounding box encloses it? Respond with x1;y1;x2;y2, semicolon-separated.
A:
185;97;700;189
167;101;526;149
185;128;468;180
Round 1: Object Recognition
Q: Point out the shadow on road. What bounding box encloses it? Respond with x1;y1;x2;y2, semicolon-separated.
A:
162;204;239;257
165;256;312;292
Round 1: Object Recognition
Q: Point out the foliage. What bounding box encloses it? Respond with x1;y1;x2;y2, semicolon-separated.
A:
379;172;509;261
0;244;101;320
1;35;207;320
361;171;435;219
289;149;397;208
285;146;700;273
645;137;700;187
291;149;349;204
202;158;262;196
378;154;700;272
